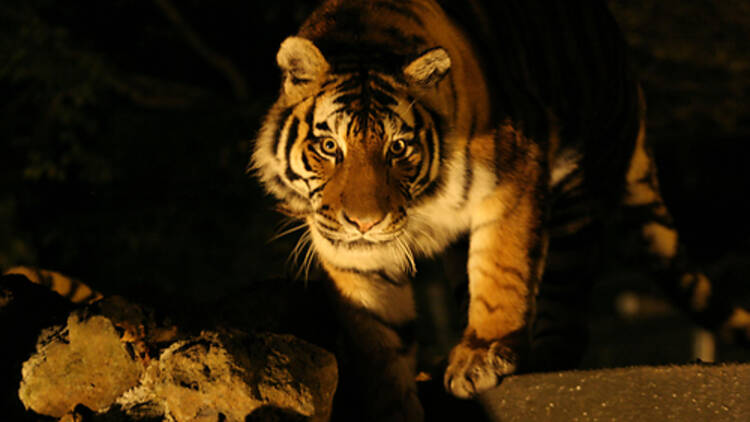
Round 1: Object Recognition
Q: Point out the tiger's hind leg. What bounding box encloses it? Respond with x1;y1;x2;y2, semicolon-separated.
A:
621;120;750;343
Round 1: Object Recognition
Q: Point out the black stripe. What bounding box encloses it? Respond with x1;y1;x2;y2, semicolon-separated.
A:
413;172;442;203
382;26;426;49
286;104;317;182
309;180;328;198
317;221;339;232
290;76;312;85
375;269;406;286
334;75;359;92
64;282;82;301
369;74;398;94
320;78;337;89
304;100;315;128
551;167;584;196
371;88;398;107
267;175;286;192
37;270;53;288
411;107;437;192
346;113;360;137
333;93;361;105
315;121;330;132
283;117;301;181
460;116;477;204
406;107;427;186
448;74;458;110
373;1;424;27
316;208;337;222
283;117;300;162
319;231;344;246
301;150;312;172
271;107;294;157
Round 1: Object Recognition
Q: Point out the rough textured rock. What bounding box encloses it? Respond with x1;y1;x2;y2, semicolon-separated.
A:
117;330;338;422
18;310;145;417
479;363;750;422
3;274;339;422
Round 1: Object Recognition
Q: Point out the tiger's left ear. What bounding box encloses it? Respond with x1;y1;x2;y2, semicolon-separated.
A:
403;47;451;87
277;36;330;97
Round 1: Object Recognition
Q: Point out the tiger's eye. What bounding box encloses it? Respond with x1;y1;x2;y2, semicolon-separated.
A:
321;138;338;155
389;139;407;157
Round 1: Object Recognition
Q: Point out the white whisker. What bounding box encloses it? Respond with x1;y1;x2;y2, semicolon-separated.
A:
405;97;418;113
397;236;416;275
300;241;317;281
288;229;312;270
269;221;308;242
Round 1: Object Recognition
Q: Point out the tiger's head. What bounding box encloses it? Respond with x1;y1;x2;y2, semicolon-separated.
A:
253;37;453;273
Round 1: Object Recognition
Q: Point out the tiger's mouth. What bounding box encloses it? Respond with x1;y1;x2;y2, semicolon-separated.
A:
326;237;384;249
308;217;416;274
312;223;405;249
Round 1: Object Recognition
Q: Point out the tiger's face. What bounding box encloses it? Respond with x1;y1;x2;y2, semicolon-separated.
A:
289;73;440;244
254;37;451;271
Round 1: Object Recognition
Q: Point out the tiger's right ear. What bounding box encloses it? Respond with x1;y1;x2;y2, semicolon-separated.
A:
403;47;451;87
277;36;330;97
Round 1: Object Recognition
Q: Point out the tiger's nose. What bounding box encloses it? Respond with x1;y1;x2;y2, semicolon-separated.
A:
342;212;383;233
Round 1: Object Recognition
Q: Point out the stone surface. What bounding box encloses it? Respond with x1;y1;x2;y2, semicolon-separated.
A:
117;330;338;422
3;273;339;421
479;363;750;422
18;310;145;417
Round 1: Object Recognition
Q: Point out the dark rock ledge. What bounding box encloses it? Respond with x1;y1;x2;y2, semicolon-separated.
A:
478;362;750;422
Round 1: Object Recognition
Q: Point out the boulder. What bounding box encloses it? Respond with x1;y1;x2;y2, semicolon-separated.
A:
19;311;144;417
117;330;338;422
1;274;338;422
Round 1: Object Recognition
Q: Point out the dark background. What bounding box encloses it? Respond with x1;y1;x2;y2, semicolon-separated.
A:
1;0;749;368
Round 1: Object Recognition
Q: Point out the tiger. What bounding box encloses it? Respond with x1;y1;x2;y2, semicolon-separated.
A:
3;266;102;304
251;0;750;420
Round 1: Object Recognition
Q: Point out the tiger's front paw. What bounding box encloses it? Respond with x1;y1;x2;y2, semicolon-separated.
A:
444;338;518;399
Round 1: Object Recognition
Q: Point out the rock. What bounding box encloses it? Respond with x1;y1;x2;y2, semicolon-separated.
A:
117;330;338;422
18;310;145;417
248;332;338;422
478;363;750;422
4;275;338;422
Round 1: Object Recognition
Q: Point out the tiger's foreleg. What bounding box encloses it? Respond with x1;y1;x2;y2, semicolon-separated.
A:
322;262;423;422
444;162;546;398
